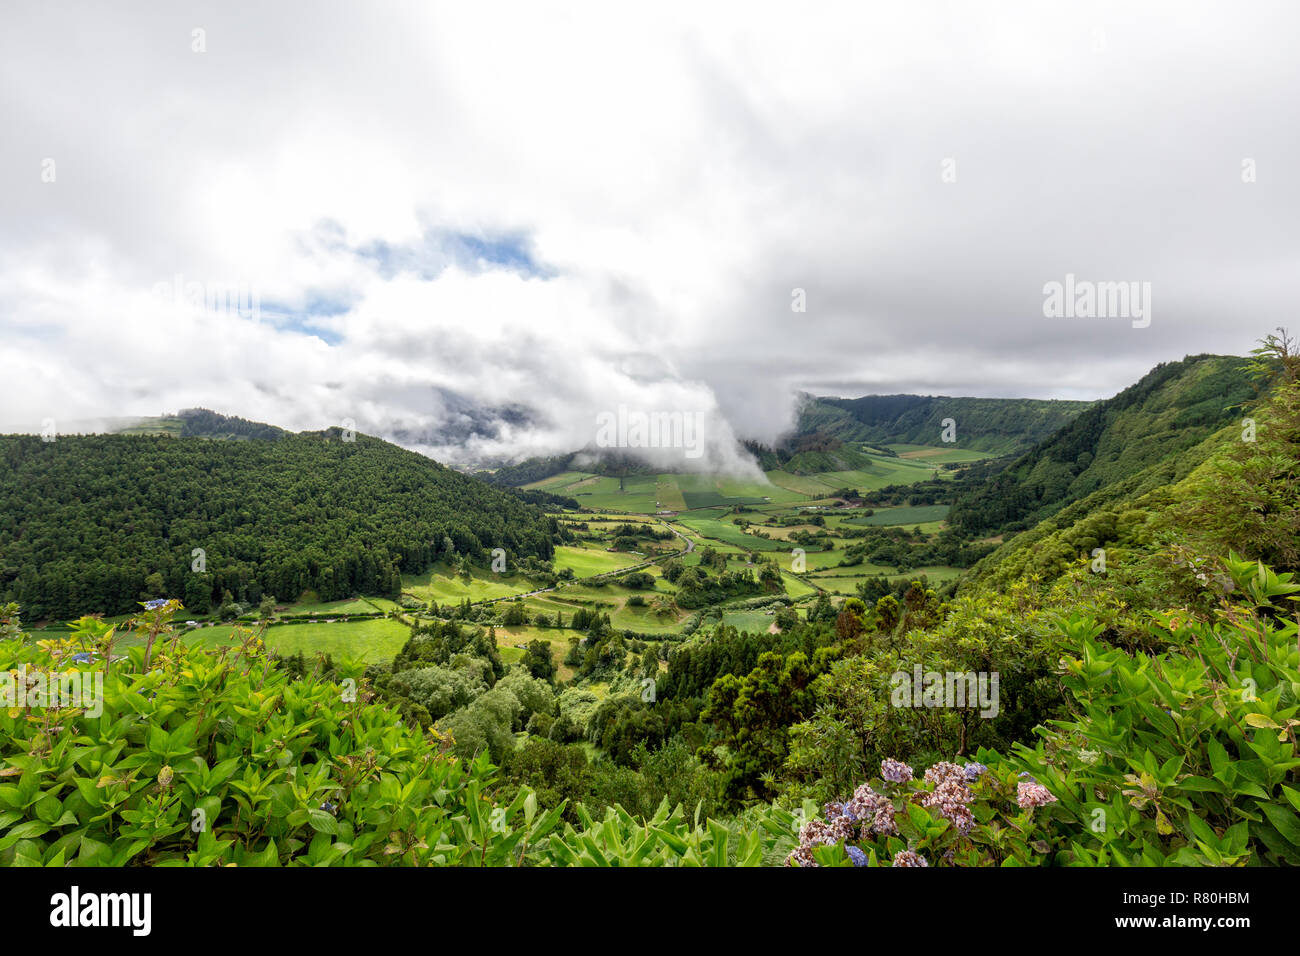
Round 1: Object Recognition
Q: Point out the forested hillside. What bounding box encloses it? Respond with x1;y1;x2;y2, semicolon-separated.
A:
0;429;556;620
178;407;291;440
965;344;1297;592
947;355;1257;536
796;394;1092;455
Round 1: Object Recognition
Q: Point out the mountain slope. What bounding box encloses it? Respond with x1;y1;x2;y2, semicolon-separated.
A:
797;394;1093;455
947;354;1256;537
960;424;1230;591
965;347;1297;593
0;429;556;620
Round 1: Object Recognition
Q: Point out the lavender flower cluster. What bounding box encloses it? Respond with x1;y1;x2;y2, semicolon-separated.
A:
785;758;1035;868
892;850;929;867
1016;778;1058;810
787;779;900;867
920;761;975;835
880;758;914;783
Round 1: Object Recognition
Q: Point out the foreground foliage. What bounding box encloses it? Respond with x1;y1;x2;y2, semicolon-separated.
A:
0;603;781;866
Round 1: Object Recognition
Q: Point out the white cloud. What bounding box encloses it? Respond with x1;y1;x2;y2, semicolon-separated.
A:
2;0;1297;468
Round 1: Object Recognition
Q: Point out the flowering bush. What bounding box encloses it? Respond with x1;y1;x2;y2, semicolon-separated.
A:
783;757;1063;867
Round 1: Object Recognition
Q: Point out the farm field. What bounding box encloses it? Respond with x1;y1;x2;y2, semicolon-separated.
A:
719;607;781;633
283;595;399;615
491;624;580;681
113;616;411;663
552;544;645;577
842;505;951;527
675;517;787;551
886;444;995;464
402;566;532;605
258;617;411;662
781;572;819;599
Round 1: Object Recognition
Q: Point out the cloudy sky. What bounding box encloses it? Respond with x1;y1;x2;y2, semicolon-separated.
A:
2;1;1296;468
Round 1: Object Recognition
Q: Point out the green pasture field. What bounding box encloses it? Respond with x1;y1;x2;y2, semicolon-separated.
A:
911;520;947;534
537;576;685;633
781;573;819;598
715;476;805;505
764;471;839;496
115;616;412;664
491;624;580;681
402;565;532;604
522;471;596;492
842;505;951;527
720;608;779;633
673;473;770;511
283;596;399;615
258;617;411;662
654;475;687;512
803;571;883;596
898;566;963;584
675;517;787;552
552;544;644;577
771;547;846;571
612;600;690;633
571;475;661;512
886;444;993;464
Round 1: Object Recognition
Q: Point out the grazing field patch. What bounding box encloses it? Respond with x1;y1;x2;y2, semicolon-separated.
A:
121;617;414;663
257;617;412;662
553;544;644;577
676;518;787;551
843;505;951;526
887;444;993;463
492;624;579;681
403;565;532;604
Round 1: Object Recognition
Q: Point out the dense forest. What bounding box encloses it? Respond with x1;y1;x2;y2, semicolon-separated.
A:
0;429;556;620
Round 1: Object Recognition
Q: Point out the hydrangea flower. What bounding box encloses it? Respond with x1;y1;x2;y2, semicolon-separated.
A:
891;850;929;867
1017;781;1058;809
786;819;840;867
923;761;965;787
880;758;914;783
824;800;852;822
143;599;170;611
963;762;988;781
845;845;868;867
845;783;897;836
922;762;975;834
